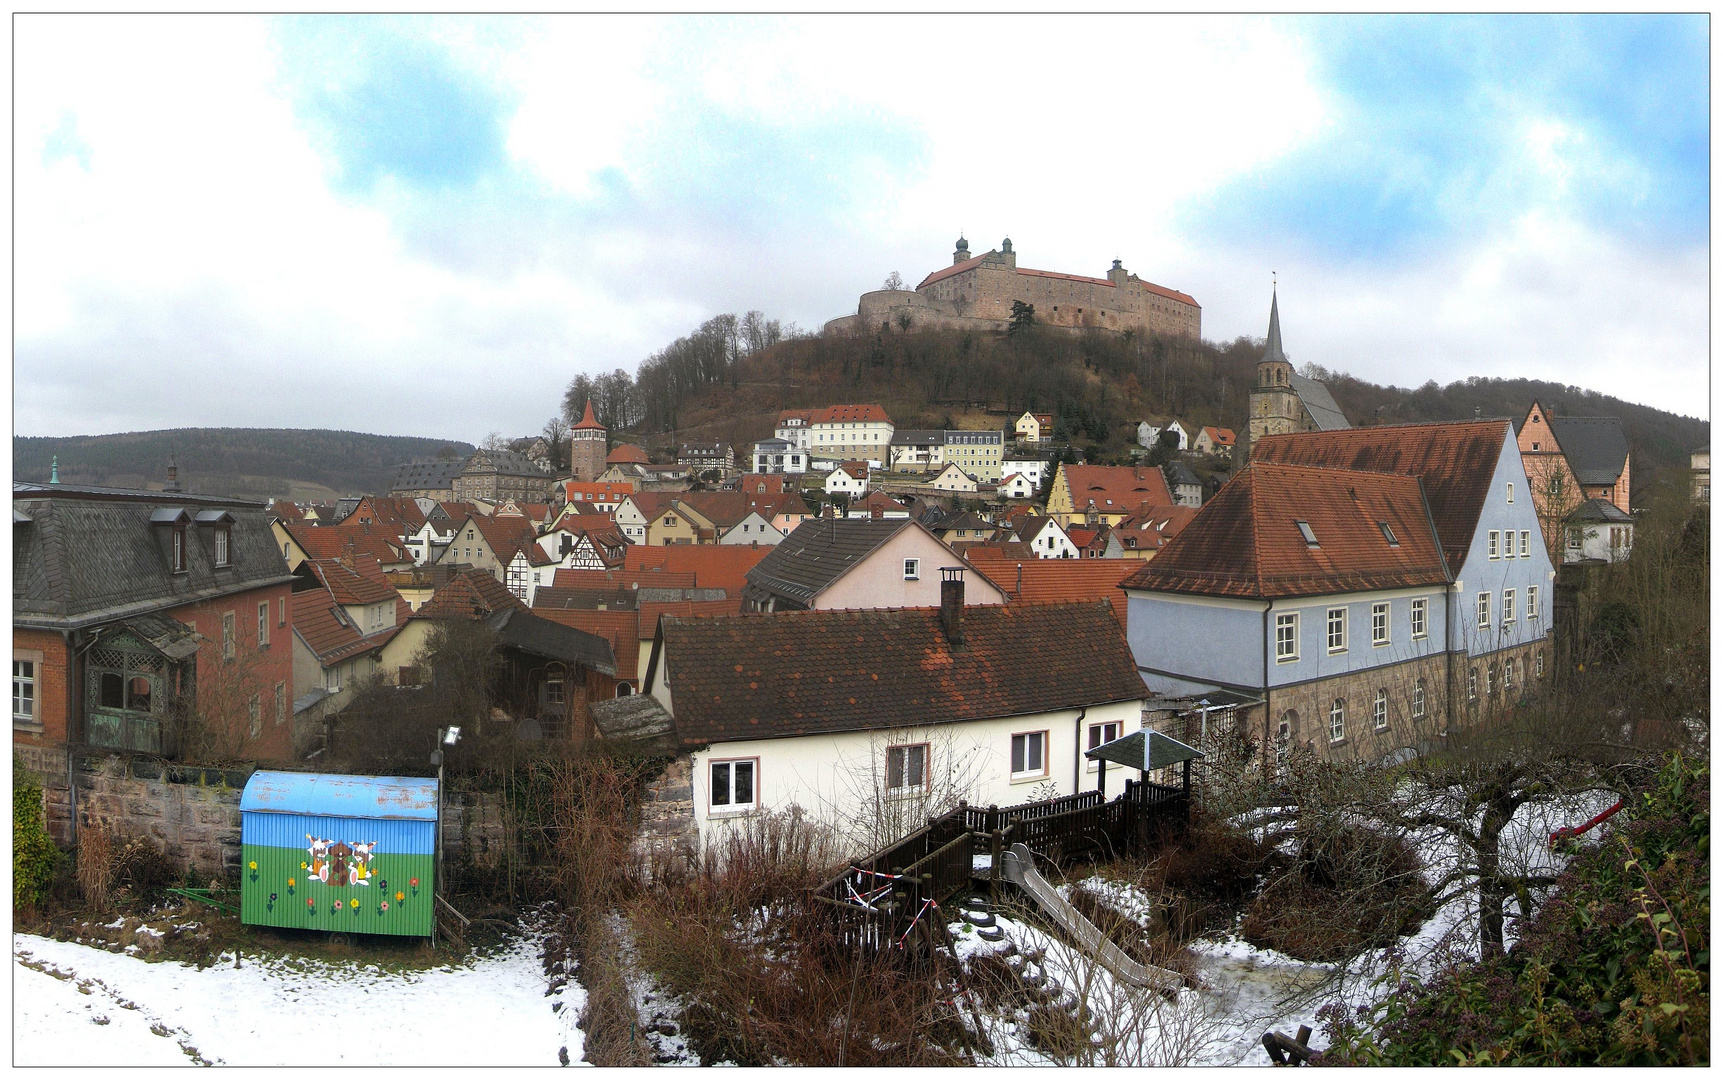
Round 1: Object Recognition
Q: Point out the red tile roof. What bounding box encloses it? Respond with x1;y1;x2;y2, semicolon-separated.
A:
1113;504;1197;553
290;587;397;666
416;569;529;619
607;443;650;465
623;544;773;595
812;404;891;425
1248;420;1510;570
554;567;699;592
656;602;1146;746
533;609;641;683
456;512;543;565
960;548;1138;628
559;481;635;504
353;495;428;533
1202;427;1237;447
572;400;606;431
305;554;399;607
1060;465;1173;515
282;521;410;566
740;474;795;495
1122;462;1449;599
270;499;303;521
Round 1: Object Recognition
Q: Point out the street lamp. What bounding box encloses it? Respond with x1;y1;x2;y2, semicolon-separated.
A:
432;726;462;919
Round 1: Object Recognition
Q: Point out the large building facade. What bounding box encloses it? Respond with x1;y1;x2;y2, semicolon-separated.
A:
825;237;1201;340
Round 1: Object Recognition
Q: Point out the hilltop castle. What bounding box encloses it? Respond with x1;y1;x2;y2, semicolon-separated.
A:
824;237;1201;340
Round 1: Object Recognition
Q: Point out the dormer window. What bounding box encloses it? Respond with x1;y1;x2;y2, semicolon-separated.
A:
1296;520;1319;547
172;527;187;572
214;527;230;567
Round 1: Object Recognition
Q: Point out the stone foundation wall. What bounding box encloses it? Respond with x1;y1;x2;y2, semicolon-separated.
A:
441;789;506;871
71;753;253;881
632;754;697;877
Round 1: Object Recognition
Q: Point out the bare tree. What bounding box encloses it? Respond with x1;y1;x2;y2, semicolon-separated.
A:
820;723;990;855
883;271;904;292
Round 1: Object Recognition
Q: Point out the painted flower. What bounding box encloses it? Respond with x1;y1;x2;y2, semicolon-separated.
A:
350;898;360;909
288;878;295;888
301;861;308;870
249;861;257;870
396;891;405;902
380;901;389;912
410;877;420;888
308;897;315;909
270;893;278;902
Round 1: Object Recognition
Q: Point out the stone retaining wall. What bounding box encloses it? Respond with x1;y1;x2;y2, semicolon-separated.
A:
633;754;697;877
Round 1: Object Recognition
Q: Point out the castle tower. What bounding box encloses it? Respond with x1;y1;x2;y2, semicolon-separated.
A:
952;235;970;265
569;400;608;483
1248;289;1305;452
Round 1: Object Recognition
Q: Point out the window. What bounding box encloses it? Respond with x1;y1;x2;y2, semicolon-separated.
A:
1372;602;1390;646
1503;657;1515;692
327;666;341;693
1489;530;1500;559
903;558;920;581
1296;520;1319;547
709;759;757;810
1520;530;1532;559
222;612;236;660
1485;665;1495;696
1412;680;1426;718
249;695;261;739
258;603;270;646
275;682;286;725
1275;613;1299;662
545;676;565;705
172;527;187;573
1011;731;1048;778
1477;592;1491;630
278;596;286;627
1410;597;1428;638
1503;589;1516;624
1467;668;1478;702
1327;608;1348;653
1567;526;1584;551
1507;482;1514;504
1379;521;1399;547
1329;699;1345;742
13;660;35;721
1503;531;1514;559
1086;721;1122;771
1549;473;1563;497
886;744;928;792
213;526;231;567
1373;689;1388;730
1536;650;1545;678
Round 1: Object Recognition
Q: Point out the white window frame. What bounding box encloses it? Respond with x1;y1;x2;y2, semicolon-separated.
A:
1477;591;1491;630
214;527;230;567
1371;602;1390;646
708;757;759;813
13;659;36;722
1410;597;1428;639
1503;588;1516;625
1520;530;1532;559
1326;607;1348;653
1329;699;1345;743
258;602;270;646
1528;584;1539;621
1467;668;1478;701
1507;481;1514;504
1412;681;1426;719
1373;689;1388;731
885;743;930;794
1485;665;1495;696
1275;613;1299;663
1010;730;1049;780
1086;720;1122;772
1503;530;1515;559
1504;657;1515;692
903;558;920;581
1488;530;1500;559
222;611;236;660
1536;650;1545;678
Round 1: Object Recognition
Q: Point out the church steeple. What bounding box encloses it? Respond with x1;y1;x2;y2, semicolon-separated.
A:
1248;285;1304;456
1256;286;1293;390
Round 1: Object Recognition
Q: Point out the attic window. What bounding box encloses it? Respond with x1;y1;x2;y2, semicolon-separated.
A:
1379;522;1400;547
1296;520;1319;548
214;526;231;567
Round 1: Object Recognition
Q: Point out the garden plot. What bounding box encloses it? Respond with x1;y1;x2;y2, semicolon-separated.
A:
13;925;585;1067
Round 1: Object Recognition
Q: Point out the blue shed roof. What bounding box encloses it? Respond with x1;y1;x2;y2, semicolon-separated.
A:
240;771;438;821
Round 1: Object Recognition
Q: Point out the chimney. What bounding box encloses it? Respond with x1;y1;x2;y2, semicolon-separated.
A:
164;457;181;493
939;567;965;647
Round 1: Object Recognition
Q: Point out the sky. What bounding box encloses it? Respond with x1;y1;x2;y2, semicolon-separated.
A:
14;14;1710;441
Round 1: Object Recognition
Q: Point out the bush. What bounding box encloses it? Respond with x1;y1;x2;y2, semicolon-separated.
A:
1242;823;1430;963
1316;752;1709;1066
13;770;62;913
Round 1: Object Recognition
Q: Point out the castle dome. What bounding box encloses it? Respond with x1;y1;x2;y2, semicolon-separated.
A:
955;235;968;251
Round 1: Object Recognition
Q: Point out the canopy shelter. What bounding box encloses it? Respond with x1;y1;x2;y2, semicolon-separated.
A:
1084;729;1205;796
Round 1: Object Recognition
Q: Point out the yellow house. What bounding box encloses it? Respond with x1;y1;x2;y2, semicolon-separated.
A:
1046;464;1175;527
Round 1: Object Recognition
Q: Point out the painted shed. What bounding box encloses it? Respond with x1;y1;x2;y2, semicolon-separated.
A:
239;771;438;937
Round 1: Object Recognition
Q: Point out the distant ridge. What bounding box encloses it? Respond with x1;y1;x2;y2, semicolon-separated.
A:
12;428;476;502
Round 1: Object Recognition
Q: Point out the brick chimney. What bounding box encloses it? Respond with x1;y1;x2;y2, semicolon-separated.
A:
164;457;181;493
939;567;965;647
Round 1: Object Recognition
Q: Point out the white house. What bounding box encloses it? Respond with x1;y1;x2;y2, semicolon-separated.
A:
930;463;979;493
1564;498;1634;564
720;512;787;546
1001;458;1047;489
751;438;809;475
999;473;1038;500
1136;421;1163;450
1015;411;1053;444
1019;516;1080;559
613;593;1150;856
823;462;870;498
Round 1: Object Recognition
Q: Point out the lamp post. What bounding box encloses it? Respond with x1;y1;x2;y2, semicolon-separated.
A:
431;726;461;929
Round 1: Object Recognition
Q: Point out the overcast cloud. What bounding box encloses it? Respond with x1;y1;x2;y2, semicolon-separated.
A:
14;14;1709;441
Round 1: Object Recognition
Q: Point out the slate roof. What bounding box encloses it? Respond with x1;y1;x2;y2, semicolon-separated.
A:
1060;465;1174;514
890;429;947;446
1248;419;1509;571
487;607;616;676
741;518;915;607
1164;462;1202;489
590;694;676;747
1547;416;1630;486
416;570;529;619
465;449;550;477
391;460;465;492
13;485;294;630
1122;462;1449;599
1569;497;1633;524
655;601;1147;746
1288;372;1352;431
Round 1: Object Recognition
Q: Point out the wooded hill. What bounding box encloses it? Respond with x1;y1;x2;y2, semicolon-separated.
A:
12;428;474;502
581;316;1707;507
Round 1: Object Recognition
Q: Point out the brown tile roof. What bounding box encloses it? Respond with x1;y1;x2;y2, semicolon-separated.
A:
290;587;395;666
416;569;529;619
282;521;410;566
775;409;814;425
951;540;1037;562
1114;504;1196;553
1122;462;1449;599
960;549;1138;628
1060;465;1173;514
533;609;641;683
623;544;773;595
607;443;650;465
674;491;751;529
559;481;635;504
305;554;399;607
572;400;606;431
458;512;543;565
812;404;891;425
637;598;745;644
657;601;1146;746
353;495;428;533
270;499;303;521
554;567;699;592
747;491;813;521
1248;420;1509;569
1202;427;1237;446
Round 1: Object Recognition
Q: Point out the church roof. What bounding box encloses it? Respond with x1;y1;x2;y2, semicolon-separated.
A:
1262;290;1287;365
1288;371;1352;431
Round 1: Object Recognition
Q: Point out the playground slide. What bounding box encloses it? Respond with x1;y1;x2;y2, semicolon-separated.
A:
999;843;1184;992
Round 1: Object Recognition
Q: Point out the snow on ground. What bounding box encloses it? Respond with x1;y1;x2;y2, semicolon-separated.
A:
14;925;586;1067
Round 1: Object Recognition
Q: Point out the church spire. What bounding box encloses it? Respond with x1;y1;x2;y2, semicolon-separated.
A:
1262;285;1286;366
